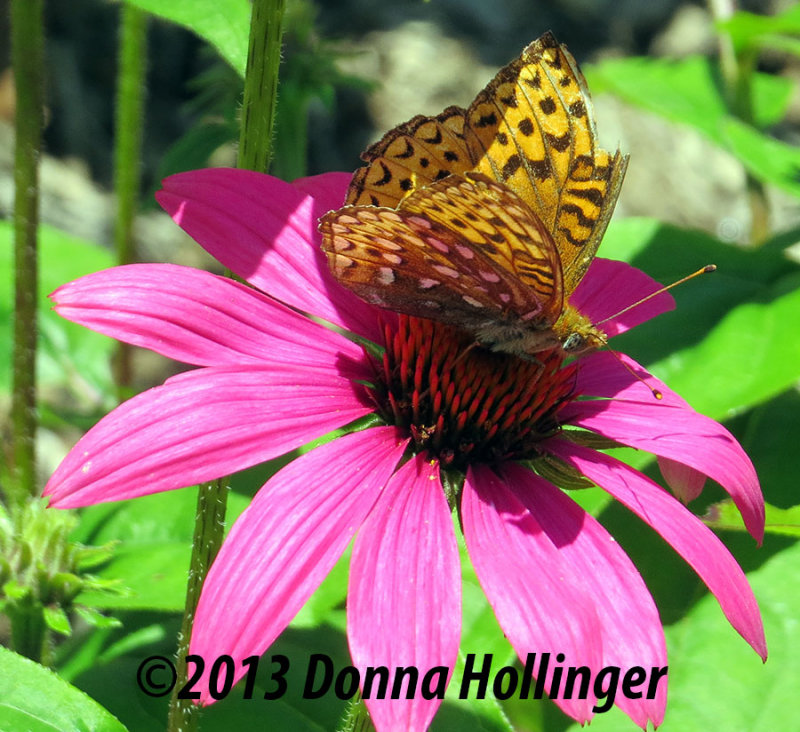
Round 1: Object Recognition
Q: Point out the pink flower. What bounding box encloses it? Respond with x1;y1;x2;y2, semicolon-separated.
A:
45;168;766;730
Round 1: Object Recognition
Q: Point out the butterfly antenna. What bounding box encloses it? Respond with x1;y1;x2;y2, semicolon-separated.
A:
595;264;716;328
591;265;716;400
598;337;663;400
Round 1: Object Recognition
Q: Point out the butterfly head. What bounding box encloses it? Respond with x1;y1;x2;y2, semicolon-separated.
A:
560;328;605;356
551;307;606;357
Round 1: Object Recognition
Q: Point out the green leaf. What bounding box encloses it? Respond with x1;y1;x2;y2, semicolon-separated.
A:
721;116;800;197
648;271;800;419
152;120;237;192
657;539;798;729
0;646;127;732
741;388;800;516
43;605;72;636
0;222;115;399
586;55;795;191
122;0;251;77
705;499;800;538
601;217;800;420
70;479;259;613
74;605;124;630
75;541;190;612
586;55;792;135
563;535;798;731
718;6;800;54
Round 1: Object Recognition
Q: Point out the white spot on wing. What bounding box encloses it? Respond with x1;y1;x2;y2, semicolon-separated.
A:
521;305;543;321
377;267;395;285
375;236;403;251
426;237;450;254
408;216;432;229
433;264;460;279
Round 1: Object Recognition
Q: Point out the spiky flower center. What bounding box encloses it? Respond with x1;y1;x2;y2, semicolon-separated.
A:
369;315;576;469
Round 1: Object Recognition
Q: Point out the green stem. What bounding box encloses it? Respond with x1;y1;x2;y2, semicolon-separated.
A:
6;593;47;663
113;5;148;395
10;0;44;503
708;0;770;244
166;1;286;728
237;0;286;172
338;694;375;732
167;480;228;732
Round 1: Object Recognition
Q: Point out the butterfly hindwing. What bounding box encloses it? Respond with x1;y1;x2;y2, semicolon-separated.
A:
347;108;474;207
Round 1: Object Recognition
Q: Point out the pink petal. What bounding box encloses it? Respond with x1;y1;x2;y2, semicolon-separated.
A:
570;259;675;338
348;454;460;731
291;171;351;211
51;263;370;379
571;351;709;503
500;462;667;728
658;456;707;503
156;168;384;342
573;350;688;407
43;364;373;508
461;464;603;724
548;440;767;660
560;396;764;543
190;427;409;704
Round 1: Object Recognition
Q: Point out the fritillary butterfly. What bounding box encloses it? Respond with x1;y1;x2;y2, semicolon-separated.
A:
320;32;627;357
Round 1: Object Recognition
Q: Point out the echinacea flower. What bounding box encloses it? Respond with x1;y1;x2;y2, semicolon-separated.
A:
45;168;766;730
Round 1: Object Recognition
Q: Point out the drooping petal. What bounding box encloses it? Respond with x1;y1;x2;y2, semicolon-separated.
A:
569;258;675;337
548;440;767;660
461;464;603;724
156;168;384;342
500;463;667;728
559;397;764;543
44;364;374;508
658;456;707;503
51;263;370;379
348;454;460;731
291;171;351;211
189;427;409;704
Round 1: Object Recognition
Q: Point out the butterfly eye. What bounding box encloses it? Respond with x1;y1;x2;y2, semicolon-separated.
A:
561;332;587;353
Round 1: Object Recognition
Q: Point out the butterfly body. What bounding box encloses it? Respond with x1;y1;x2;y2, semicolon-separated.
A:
320;32;625;359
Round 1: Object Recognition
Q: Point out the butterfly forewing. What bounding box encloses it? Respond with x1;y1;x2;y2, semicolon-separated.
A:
321;173;562;333
556;149;628;293
465;33;591;227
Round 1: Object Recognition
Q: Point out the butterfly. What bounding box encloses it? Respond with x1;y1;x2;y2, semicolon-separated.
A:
319;32;627;358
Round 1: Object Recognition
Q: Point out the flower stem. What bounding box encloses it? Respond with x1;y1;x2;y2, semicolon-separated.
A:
339;695;374;732
9;0;44;504
167;2;286;728
237;0;286;172
112;4;148;395
167;480;228;732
